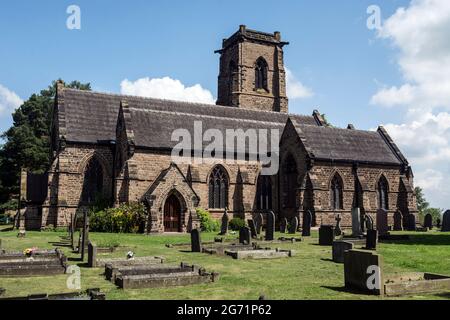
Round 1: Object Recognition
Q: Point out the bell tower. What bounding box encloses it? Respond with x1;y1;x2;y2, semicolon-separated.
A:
215;25;289;113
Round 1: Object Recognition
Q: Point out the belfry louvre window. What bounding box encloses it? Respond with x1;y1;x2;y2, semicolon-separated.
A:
256;175;272;210
330;175;343;210
208;166;228;209
377;176;389;210
255;57;268;90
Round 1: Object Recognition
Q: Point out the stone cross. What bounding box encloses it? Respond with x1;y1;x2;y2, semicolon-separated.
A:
302;210;312;237
80;211;89;261
191;229;202;252
265;211;275;241
220;211;229;235
289;217;298;234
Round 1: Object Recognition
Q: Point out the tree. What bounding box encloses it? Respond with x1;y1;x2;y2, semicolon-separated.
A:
0;80;91;203
415;186;429;214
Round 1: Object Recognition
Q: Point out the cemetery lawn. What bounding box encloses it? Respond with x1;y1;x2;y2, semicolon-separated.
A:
0;228;449;300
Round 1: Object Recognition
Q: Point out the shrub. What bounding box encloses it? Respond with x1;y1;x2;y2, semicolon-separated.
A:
89;203;147;233
196;208;220;232
229;217;245;231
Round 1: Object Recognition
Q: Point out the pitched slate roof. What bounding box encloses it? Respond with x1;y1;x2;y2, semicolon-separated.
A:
290;119;406;166
58;88;318;148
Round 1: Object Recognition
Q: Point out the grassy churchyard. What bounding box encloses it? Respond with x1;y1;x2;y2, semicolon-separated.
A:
0;226;449;300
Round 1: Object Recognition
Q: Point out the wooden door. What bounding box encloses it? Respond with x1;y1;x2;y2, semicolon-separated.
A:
164;194;181;232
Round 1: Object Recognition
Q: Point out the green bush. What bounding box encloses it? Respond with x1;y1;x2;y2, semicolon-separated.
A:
229;217;245;231
89;203;147;233
196;208;220;232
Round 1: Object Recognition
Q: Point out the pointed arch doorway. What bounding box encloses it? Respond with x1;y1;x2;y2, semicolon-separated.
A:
164;194;182;232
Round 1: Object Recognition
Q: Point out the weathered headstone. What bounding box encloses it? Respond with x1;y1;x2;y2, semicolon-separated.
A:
220;211;229;235
406;214;417;231
248;220;258;239
332;241;354;263
360;213;366;233
87;241;97;268
191;229;202;252
302;211;312;237
265;211;275;241
436;218;441;229
80;211;89;261
376;209;389;236
255;213;263;235
319;225;335;246
280;218;288;234
288;217;298;234
393;210;403;231
335;214;342;237
239;227;251;244
351;208;362;237
424;213;433;230
365;214;374;231
366;229;378;250
442;210;450;232
344;250;384;295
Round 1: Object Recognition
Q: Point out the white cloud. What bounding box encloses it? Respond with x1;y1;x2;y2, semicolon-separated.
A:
286;68;314;99
0;84;23;116
373;0;450;208
120;77;215;104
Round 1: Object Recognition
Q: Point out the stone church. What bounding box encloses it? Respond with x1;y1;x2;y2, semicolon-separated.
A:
20;25;418;233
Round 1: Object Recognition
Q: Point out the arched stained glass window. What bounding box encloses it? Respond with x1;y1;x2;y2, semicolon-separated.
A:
208;166;228;209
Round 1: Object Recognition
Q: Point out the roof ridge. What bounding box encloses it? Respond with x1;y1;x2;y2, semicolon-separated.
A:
63;87;312;118
128;107;286;126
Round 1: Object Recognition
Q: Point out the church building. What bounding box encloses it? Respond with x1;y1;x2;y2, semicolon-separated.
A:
20;25;418;233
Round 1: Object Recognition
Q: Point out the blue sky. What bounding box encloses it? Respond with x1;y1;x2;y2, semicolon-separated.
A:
1;0;449;209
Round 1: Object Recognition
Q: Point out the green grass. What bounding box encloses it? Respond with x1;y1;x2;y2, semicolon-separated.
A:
0;227;449;300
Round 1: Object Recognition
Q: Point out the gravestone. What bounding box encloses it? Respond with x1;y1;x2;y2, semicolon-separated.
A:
360;213;366;233
280;218;288;234
239;227;251;244
335;214;342;237
191;229;202;252
0;238;2;250
365;214;374;231
255;213;263;235
366;230;378;250
406;214;416;231
220;211;229;235
87;241;97;268
302;211;312;237
247;220;258;239
344;250;384;295
393;210;403;231
80;211;89;261
265;211;275;241
288;217;298;234
437;218;441;229
319;225;335;246
332;241;354;263
351;208;362;237
376;209;389;236
442;210;450;232
424;214;433;230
